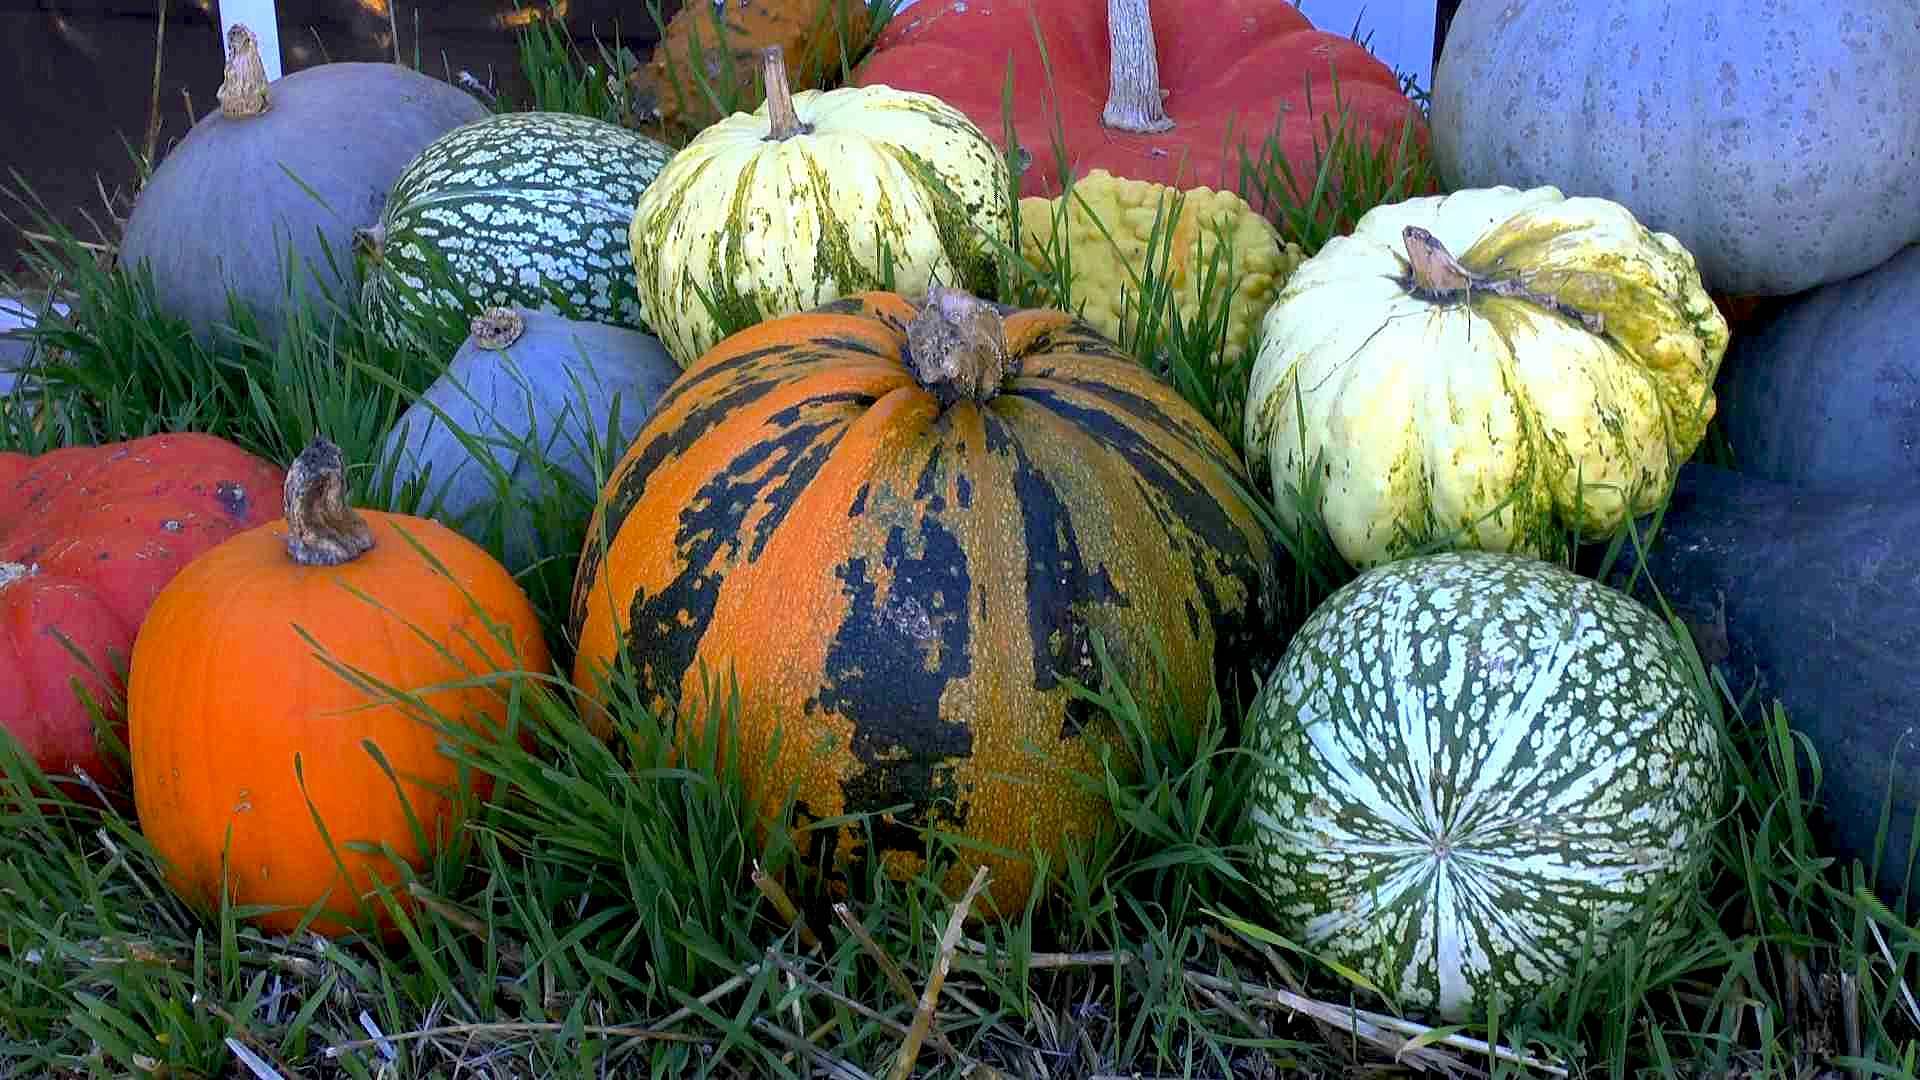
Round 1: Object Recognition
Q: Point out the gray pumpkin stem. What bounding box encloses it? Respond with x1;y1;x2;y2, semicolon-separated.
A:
217;24;272;119
283;436;376;567
471;308;528;351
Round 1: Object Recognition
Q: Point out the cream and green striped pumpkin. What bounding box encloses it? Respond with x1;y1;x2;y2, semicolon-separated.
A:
628;77;1012;368
1247;550;1722;1022
360;111;675;351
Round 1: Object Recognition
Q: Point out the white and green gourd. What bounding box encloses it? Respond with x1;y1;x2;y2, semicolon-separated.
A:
1246;550;1723;1023
358;111;676;351
630;46;1013;368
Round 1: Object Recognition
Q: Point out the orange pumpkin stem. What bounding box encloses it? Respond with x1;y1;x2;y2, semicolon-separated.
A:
760;46;811;141
906;286;1014;406
217;23;272;119
1102;0;1174;134
282;437;376;567
471;307;527;351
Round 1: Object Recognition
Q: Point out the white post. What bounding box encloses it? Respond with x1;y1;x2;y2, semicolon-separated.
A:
219;0;284;82
1296;0;1436;94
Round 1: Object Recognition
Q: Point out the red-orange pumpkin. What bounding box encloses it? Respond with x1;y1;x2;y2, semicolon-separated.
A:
1;434;285;795
569;288;1275;914
854;0;1427;204
129;438;550;938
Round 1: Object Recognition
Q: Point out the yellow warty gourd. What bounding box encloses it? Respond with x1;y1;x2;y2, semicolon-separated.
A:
1018;170;1303;359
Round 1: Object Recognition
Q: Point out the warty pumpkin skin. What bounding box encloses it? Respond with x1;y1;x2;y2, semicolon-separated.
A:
628;48;1013;369
569;288;1274;914
1;433;286;795
129;439;550;938
1243;185;1730;571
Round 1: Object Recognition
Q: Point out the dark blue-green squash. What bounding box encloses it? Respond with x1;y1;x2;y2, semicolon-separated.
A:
381;306;680;574
1716;244;1920;492
1610;464;1919;906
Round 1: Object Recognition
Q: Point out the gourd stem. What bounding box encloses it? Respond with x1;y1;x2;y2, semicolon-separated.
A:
1102;0;1174;134
905;286;1015;407
471;307;527;351
1402;226;1608;335
0;562;32;589
283;437;376;567
217;24;272;119
352;224;386;263
760;46;811;141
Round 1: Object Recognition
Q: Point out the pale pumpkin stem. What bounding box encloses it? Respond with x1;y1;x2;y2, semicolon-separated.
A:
471;307;527;351
1102;0;1174;134
283;437;376;567
1402;226;1607;335
759;46;812;141
217;24;272;119
352;224;386;263
0;562;33;590
906;286;1015;406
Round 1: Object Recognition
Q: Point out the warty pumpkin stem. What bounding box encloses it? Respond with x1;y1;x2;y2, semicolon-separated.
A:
906;286;1014;406
1402;226;1607;335
1103;0;1174;133
283;437;376;567
216;24;272;119
760;46;812;141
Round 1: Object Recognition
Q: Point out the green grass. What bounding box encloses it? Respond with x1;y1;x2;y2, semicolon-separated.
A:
2;7;1917;1078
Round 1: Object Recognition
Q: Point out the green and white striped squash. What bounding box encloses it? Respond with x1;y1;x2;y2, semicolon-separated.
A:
359;111;675;351
1247;550;1722;1022
629;50;1012;368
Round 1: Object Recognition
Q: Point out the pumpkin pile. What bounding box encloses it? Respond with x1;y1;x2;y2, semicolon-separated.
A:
14;0;1916;1038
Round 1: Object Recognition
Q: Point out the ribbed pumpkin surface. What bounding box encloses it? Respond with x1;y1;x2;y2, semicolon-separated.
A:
362;111;675;348
569;292;1273;912
1247;550;1722;1022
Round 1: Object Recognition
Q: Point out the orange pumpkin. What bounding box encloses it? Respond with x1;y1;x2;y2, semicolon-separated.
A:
129;438;550;938
569;287;1274;914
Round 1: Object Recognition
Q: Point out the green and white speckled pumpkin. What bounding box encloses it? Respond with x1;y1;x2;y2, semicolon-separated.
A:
359;111;675;350
1242;185;1729;570
1247;551;1722;1022
629;47;1012;368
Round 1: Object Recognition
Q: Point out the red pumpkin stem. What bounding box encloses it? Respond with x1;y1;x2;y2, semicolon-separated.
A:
283;437;375;567
217;23;272;119
472;307;527;351
1102;0;1174;134
760;46;811;141
1402;226;1607;335
906;286;1014;407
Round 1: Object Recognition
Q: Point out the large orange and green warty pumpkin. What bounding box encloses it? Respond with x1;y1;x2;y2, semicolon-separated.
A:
569;288;1274;913
129;438;550;938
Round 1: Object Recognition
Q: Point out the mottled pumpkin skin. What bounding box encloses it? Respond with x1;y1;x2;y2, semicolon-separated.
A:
569;292;1273;912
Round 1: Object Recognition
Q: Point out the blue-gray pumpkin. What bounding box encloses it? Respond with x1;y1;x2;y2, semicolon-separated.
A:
1431;1;1920;297
1717;244;1920;493
117;25;489;346
381;307;680;574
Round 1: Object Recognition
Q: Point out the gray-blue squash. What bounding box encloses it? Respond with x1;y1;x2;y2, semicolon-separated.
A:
117;25;488;346
381;306;680;574
1717;244;1920;492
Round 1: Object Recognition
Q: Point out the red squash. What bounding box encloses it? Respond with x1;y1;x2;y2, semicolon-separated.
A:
854;0;1427;203
1;433;285;791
